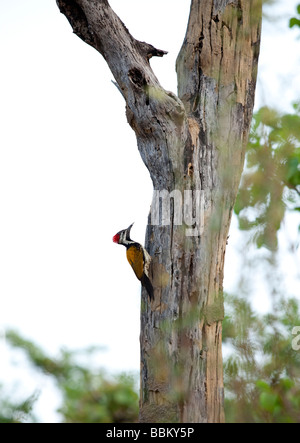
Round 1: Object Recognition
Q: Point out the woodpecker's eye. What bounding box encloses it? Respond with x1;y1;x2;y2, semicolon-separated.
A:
113;233;120;243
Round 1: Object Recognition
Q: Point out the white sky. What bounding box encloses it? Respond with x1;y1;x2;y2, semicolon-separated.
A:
0;0;300;422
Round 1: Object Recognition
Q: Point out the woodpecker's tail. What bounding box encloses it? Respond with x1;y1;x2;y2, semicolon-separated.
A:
141;274;154;301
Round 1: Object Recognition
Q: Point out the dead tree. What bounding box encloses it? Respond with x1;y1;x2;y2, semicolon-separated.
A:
56;0;262;423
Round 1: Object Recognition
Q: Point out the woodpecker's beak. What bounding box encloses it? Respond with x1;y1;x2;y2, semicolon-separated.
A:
127;223;134;231
126;223;134;237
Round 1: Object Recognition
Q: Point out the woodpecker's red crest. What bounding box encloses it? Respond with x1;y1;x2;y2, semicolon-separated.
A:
112;233;120;244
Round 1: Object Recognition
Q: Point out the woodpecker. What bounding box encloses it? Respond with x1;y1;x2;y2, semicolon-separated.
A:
113;223;154;301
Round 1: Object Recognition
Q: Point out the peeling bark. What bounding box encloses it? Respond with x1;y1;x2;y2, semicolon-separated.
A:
57;0;262;423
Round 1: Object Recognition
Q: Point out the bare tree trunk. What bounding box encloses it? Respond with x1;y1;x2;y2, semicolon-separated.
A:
57;0;262;423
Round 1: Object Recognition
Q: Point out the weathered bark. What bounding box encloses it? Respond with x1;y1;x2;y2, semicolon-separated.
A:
57;0;262;423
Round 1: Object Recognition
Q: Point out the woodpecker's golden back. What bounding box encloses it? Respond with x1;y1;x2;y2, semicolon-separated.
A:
126;244;144;281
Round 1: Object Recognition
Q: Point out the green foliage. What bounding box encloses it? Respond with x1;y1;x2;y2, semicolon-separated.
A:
4;331;139;423
230;11;300;419
289;4;300;29
224;295;300;423
235;105;300;250
59;372;139;424
0;387;37;423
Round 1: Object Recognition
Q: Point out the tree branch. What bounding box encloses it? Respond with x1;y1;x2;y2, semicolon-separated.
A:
56;0;97;49
56;0;186;188
176;0;262;200
284;181;300;197
177;0;262;115
57;0;168;100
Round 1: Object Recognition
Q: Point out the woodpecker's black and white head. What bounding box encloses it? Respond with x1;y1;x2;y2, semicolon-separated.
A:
113;223;134;247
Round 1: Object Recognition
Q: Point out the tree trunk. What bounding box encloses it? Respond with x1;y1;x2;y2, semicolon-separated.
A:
57;0;262;423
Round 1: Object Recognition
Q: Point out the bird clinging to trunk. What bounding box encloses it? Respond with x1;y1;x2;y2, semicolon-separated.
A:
113;223;154;301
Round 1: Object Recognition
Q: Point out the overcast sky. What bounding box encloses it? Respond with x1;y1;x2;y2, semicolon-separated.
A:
0;0;300;422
